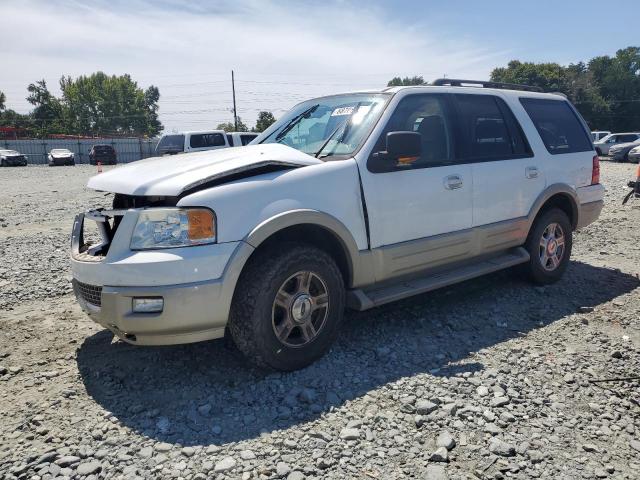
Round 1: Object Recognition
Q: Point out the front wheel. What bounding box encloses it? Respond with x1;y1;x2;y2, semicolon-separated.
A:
521;208;572;285
229;243;345;371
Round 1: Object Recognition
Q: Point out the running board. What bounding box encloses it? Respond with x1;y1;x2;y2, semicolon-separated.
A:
347;247;529;311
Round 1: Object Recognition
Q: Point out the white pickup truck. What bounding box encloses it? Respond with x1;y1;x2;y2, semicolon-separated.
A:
155;130;258;155
71;79;604;371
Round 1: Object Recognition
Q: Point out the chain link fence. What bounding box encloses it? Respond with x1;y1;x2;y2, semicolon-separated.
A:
1;138;159;164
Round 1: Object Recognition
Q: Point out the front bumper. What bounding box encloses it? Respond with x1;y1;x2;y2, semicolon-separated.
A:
71;209;254;345
50;156;74;165
2;157;27;166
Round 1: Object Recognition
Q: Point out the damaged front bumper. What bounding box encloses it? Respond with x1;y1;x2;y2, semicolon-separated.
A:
70;208;253;345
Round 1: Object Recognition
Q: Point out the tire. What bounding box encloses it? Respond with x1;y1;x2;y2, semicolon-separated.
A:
521;208;572;285
228;242;345;371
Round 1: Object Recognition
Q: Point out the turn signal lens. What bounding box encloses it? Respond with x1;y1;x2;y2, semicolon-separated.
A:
187;209;215;240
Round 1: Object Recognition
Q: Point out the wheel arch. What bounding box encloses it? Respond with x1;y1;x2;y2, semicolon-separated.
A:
243;209;366;288
528;184;579;231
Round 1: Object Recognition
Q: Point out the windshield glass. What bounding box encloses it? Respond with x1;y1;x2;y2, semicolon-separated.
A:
156;135;185;154
51;149;71;154
258;93;389;158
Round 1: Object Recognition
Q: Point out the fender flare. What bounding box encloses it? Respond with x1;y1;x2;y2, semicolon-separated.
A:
527;183;580;230
245;209;367;287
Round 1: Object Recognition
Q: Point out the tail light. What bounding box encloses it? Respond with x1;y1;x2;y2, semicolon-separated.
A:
591;155;600;185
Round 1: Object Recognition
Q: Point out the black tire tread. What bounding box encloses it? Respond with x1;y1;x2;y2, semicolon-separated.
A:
522;208;573;285
228;242;344;371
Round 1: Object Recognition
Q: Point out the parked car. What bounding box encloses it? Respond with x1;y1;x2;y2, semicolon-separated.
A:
628;145;640;163
156;131;258;156
71;79;604;371
156;130;229;155
609;140;640;162
48;148;75;166
227;132;259;146
0;149;28;167
89;145;117;165
591;131;611;142
593;132;640;156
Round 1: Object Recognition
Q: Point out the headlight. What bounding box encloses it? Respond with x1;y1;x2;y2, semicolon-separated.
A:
130;208;216;250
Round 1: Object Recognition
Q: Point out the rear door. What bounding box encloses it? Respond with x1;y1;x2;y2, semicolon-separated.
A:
453;93;543;227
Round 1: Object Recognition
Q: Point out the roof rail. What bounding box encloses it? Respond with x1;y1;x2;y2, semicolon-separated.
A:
431;78;543;93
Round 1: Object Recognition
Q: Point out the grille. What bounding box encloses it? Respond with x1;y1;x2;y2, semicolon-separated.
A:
75;281;103;307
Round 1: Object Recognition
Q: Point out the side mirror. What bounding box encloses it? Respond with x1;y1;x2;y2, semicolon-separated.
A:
369;131;422;173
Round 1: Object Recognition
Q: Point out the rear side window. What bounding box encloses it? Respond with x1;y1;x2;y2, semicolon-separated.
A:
453;94;531;160
618;134;639;143
520;98;592;154
190;133;226;148
156;135;185;153
241;134;257;146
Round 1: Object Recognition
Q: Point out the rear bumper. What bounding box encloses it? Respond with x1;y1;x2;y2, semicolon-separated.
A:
576;184;604;229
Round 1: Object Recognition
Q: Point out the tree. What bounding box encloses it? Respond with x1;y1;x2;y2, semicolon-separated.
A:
27;79;64;136
387;76;424;87
254;111;276;132
216;116;248;132
0;90;5;111
490;48;640;131
58;72;163;136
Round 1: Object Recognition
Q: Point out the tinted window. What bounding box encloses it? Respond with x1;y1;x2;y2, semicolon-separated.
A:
226;134;233;145
241;134;257;146
190;133;226;148
454;94;530;160
520;98;592;154
618;134;639;143
370;94;454;168
156;135;185;154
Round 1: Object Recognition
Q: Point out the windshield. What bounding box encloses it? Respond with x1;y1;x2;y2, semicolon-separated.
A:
51;149;71;154
258;93;389;158
156;135;185;154
0;150;19;155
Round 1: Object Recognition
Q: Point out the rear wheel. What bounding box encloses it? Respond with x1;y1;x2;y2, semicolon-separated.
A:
521;208;572;285
229;242;345;371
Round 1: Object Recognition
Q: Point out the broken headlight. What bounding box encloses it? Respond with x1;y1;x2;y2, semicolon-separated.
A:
130;208;216;250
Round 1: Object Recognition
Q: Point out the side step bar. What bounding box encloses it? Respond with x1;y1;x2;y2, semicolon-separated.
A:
347;247;530;311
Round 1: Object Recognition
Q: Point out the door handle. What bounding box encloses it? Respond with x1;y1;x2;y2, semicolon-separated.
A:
525;166;539;179
444;174;463;190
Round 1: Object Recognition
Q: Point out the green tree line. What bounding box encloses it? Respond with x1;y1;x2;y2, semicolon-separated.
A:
388;46;640;132
1;72;162;137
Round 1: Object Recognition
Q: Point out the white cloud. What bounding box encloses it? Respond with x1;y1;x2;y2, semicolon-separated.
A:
1;0;510;132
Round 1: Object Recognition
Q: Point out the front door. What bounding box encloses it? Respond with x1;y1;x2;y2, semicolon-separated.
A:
357;93;473;279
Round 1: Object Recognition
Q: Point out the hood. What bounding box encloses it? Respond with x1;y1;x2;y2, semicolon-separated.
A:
51;151;73;158
87;143;321;196
0;150;21;157
610;141;640;151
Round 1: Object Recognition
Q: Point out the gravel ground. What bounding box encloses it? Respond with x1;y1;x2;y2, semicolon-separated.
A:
1;163;639;480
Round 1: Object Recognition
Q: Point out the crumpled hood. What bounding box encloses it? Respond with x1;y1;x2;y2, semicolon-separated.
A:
87;144;321;196
51;151;73;158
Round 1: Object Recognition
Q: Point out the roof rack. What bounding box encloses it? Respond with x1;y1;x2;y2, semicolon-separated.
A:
431;78;543;93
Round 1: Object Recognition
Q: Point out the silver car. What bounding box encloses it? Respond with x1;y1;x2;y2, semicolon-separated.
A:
594;132;640;156
628;145;640;163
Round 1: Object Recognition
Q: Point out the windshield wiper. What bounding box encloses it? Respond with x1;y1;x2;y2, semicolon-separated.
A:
314;103;362;159
261;104;319;143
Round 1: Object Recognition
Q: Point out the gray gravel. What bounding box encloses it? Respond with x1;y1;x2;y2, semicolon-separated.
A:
1;162;639;479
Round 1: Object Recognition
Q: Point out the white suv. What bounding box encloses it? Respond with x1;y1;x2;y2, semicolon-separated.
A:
71;79;604;371
155;130;258;155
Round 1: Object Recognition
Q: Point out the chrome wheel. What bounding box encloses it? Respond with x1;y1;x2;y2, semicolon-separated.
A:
539;222;565;271
272;271;329;347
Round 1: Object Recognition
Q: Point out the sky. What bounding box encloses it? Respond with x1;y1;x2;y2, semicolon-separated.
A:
1;0;639;133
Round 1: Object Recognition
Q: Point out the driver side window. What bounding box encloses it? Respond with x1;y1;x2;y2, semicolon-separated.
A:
370;94;454;168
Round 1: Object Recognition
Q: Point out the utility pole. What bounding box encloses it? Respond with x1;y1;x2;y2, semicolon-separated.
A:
231;70;238;131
